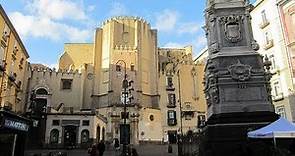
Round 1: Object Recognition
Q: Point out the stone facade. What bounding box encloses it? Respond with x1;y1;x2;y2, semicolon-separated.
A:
204;0;274;117
251;0;295;122
27;16;207;147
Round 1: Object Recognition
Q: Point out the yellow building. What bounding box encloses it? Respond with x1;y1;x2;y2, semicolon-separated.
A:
0;5;30;113
0;4;31;156
29;16;207;147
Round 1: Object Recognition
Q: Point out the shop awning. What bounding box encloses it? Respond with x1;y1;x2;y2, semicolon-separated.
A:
247;117;295;139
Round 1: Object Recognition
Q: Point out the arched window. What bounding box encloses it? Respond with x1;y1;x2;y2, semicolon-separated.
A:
36;88;48;95
50;129;59;144
81;129;89;143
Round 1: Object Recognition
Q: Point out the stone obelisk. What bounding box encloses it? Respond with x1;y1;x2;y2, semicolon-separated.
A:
201;0;278;155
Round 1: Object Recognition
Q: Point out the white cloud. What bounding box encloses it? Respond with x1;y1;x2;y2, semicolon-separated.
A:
196;35;207;46
26;0;87;21
155;9;179;32
30;62;59;69
9;0;93;42
10;12;91;42
87;5;96;12
177;22;202;34
162;35;207;56
47;63;58;69
163;42;185;48
191;35;207;56
109;2;128;16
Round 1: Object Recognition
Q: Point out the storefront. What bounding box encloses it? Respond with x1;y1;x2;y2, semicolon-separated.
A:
0;110;30;156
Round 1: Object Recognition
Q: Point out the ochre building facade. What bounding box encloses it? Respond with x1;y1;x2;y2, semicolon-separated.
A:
0;4;31;156
28;16;206;147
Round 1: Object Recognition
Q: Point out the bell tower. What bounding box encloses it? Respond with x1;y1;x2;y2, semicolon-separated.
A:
201;0;278;155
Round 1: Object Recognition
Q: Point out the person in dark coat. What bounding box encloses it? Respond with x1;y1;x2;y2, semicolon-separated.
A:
89;144;97;156
114;138;120;150
97;140;106;156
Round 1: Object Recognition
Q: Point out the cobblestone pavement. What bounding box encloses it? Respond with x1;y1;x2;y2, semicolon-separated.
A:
25;144;178;156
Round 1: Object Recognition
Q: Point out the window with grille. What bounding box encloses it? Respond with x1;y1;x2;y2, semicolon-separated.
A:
265;32;271;44
0;46;4;67
168;94;176;106
276;106;286;118
269;54;276;70
52;120;60;126
81;129;89;143
82;120;90;126
50;129;59;144
130;64;135;71
167;110;177;126
273;81;281;97
261;10;268;24
2;24;10;42
61;79;73;90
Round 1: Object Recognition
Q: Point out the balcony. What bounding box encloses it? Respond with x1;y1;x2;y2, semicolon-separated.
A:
167;119;177;126
263;39;274;50
166;85;175;91
273;93;284;102
259;20;270;29
167;103;176;108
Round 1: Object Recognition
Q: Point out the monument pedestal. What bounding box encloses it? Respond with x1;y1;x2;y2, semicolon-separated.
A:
200;0;279;155
200;112;278;156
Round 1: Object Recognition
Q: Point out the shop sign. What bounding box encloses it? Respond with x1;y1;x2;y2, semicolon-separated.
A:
4;119;29;131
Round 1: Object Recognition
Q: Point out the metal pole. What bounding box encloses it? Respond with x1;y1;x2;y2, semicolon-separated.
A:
177;70;183;156
177;70;183;136
11;134;17;156
273;137;277;149
123;68;127;156
117;60;128;156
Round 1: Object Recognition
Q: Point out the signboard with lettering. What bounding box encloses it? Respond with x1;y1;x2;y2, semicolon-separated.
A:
3;118;29;132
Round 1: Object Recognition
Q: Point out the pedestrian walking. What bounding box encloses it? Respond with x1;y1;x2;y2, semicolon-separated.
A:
131;147;138;156
97;140;106;156
114;138;120;150
88;144;97;156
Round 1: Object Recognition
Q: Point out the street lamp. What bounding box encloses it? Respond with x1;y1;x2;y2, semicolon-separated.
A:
177;70;183;156
116;60;129;156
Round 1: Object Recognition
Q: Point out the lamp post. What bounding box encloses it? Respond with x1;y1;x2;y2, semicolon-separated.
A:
116;60;128;156
177;70;183;136
177;69;183;156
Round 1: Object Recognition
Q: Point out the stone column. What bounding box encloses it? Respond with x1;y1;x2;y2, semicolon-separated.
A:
130;113;139;145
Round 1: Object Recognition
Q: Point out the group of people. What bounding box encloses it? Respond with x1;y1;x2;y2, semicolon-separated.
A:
88;139;138;156
88;141;106;156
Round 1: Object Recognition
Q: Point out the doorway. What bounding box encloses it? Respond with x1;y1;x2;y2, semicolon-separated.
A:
96;125;100;143
63;125;77;148
168;130;177;144
120;124;130;144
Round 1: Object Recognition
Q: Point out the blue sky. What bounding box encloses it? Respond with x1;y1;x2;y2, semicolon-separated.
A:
0;0;255;68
